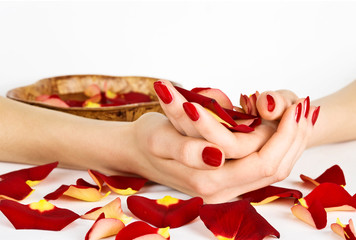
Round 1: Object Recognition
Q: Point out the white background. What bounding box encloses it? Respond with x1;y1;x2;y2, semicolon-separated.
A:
1;1;356;240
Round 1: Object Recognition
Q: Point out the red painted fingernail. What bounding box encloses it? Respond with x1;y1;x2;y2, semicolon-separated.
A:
304;96;310;118
312;106;320;125
267;94;275;112
202;147;222;167
183;102;200;121
295;103;302;123
154;81;173;104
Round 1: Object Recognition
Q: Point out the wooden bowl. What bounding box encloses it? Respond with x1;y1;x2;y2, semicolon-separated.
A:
6;75;165;121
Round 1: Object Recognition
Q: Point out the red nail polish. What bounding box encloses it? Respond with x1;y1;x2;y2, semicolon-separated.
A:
312;106;320;125
295;103;302;123
202;147;222;167
304;96;310;118
154;81;173;104
183;102;200;121
267;94;275;112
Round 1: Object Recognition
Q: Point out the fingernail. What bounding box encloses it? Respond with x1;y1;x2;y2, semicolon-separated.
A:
312;106;320;125
267;94;275;112
202;147;222;167
183;102;200;121
295;102;302;123
304;96;310;118
154;81;173;104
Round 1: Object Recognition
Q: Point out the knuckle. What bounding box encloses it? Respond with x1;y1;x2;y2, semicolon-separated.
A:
261;164;278;178
188;174;217;198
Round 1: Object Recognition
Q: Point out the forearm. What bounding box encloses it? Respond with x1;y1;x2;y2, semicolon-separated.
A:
308;80;356;147
0;97;134;174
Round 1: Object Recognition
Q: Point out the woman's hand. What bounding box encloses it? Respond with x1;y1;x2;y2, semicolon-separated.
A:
153;80;317;160
120;99;318;203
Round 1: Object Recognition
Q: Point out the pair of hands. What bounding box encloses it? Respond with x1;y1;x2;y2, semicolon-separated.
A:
130;80;319;203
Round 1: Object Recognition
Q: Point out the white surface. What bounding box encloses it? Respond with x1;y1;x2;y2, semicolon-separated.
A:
1;1;356;239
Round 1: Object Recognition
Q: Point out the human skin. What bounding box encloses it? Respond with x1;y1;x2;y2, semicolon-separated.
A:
0;80;354;203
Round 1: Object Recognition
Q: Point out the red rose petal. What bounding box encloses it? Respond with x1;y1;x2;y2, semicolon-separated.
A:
302;183;356;211
300;165;346;187
192;87;234;110
115;221;170;240
124;92;152;104
199;199;280;240
331;218;356;240
291;200;327;229
0;199;79;230
240;185;303;205
88;169;147;195
84;84;101;97
127;195;203;228
85;213;125;240
0;176;34;201
0;162;58;187
44;184;110;202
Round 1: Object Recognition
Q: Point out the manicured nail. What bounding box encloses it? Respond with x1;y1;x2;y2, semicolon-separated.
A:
295;103;302;123
202;147;222;167
312;106;320;125
266;94;275;112
303;96;310;118
183;102;200;121
154;81;173;104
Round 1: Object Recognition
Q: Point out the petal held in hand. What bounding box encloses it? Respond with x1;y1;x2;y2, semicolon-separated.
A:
199;199;280;240
127;195;203;228
0;199;79;231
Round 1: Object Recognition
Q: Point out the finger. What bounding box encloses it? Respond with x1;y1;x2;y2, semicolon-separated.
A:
256;90;299;121
153;80;201;137
146;116;225;169
182;102;276;158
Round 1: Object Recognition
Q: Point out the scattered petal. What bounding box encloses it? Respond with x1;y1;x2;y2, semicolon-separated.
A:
331;218;356;240
200;199;280;240
85;213;125;240
88;170;147;195
44;184;110;202
82;197;132;224
115;221;170;240
291;183;356;229
0;199;79;230
240;185;303;205
300;165;346;187
84;84;101;97
127;195;203;228
0;176;34;201
0;162;58;187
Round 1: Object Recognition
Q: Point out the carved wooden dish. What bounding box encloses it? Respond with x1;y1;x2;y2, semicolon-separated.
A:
6;75;164;121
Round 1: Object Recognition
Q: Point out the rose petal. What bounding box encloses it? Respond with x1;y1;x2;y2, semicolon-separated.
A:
0;162;58;187
44;184;110;202
85;213;125;240
192;87;234;110
42;98;70;108
175;86;258;131
301;183;356;211
84;84;101;97
199;199;280;240
300;165;346;187
82;197;132;224
88;170;147;195
0;199;79;230
240;185;303;205
291;200;327;229
127;195;203;228
123;92;152;104
0;176;34;201
115;221;170;240
331;218;356;240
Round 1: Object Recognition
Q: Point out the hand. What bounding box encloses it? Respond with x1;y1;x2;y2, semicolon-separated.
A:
125;100;319;203
154;80;310;160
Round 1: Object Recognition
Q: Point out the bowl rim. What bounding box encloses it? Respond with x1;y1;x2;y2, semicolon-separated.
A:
6;74;163;111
